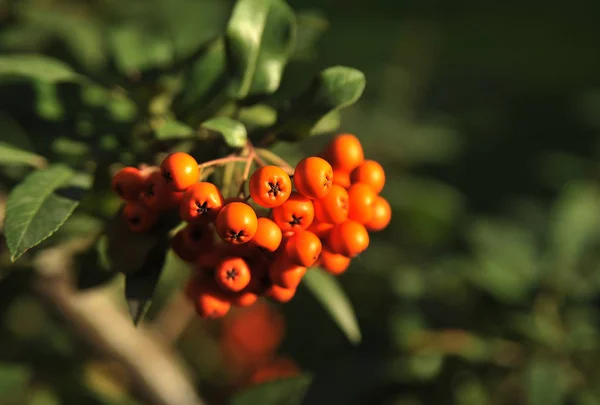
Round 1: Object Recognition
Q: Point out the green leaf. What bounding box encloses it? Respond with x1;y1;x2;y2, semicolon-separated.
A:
0;54;82;83
108;25;173;74
0;362;31;400
238;104;278;130
226;0;297;99
302;269;361;344
5;165;88;262
231;374;312;405
275;66;365;141
201;117;248;148
309;110;341;136
154;118;195;140
0;112;46;168
526;358;567;405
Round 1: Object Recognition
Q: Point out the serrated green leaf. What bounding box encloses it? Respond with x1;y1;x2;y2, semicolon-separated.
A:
0;361;31;400
0;54;82;83
275;66;365;141
226;0;296;99
201;116;247;148
302;269;361;344
5;165;88;261
154;118;194;140
0;112;46;168
231;374;312;405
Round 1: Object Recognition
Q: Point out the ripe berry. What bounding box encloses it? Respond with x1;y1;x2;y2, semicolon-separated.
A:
160;152;199;191
122;202;157;232
248;357;300;385
332;169;351;188
366;196;391;232
269;258;307;289
251;217;282;252
196;247;227;272
141;171;183;210
293;157;333;199
313;184;349;224
249;166;292;208
112;167;144;201
215;257;251;292
328;220;370;258
324;133;364;173
350;160;385;194
307;220;334;239
266;284;296;303
319;248;351;275
271;192;315;232
284;230;322;267
347;182;377;224
180;182;224;223
195;282;232;318
215;202;258;244
181;223;215;251
172;230;201;262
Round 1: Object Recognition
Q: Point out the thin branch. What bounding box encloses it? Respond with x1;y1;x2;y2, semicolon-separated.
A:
255;148;294;175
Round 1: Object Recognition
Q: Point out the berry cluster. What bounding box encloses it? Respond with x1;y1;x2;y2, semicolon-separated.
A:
111;134;391;319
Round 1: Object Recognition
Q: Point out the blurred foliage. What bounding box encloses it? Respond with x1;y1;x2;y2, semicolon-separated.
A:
0;0;600;404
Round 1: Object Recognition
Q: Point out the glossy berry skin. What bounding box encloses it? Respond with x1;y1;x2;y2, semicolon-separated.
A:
112;167;144;201
141;171;183;211
319;248;351;275
271;192;315;232
324;133;364;173
160;152;199;191
249;166;292;208
123;202;157;232
366;196;392;232
251;217;282;252
215;202;258;244
266;284;296;303
269;258;307;289
215;257;251;292
180;182;224;223
181;223;215;251
332;169;351;189
351;160;385;194
293;157;333;200
285;230;322;267
195;282;232;319
172;230;201;262
347;182;377;224
328;220;370;258
313;184;349;224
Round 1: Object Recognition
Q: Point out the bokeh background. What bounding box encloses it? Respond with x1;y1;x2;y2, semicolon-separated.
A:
2;0;600;404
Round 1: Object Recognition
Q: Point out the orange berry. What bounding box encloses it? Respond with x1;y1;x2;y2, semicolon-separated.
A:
366;196;391;232
269;257;307;289
215;256;251;292
141;171;183;210
181;223;215;251
271;192;315;232
347;182;377;224
251;217;283;252
307;220;334;239
319;248;351;275
112;167;144;201
196;247;227;272
160;152;199;191
350;160;385;194
122;202;157;232
293;157;333;199
215;202;258;244
328;220;369;258
332;169;351;188
180;182;224;223
285;230;322;267
266;284;296;303
313;184;349;224
172;230;201;262
324;133;364;173
195;282;231;319
249;165;292;208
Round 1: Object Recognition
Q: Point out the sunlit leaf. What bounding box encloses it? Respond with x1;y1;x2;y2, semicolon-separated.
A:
0;54;83;83
154;118;194;140
201;116;247;148
302;269;361;344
